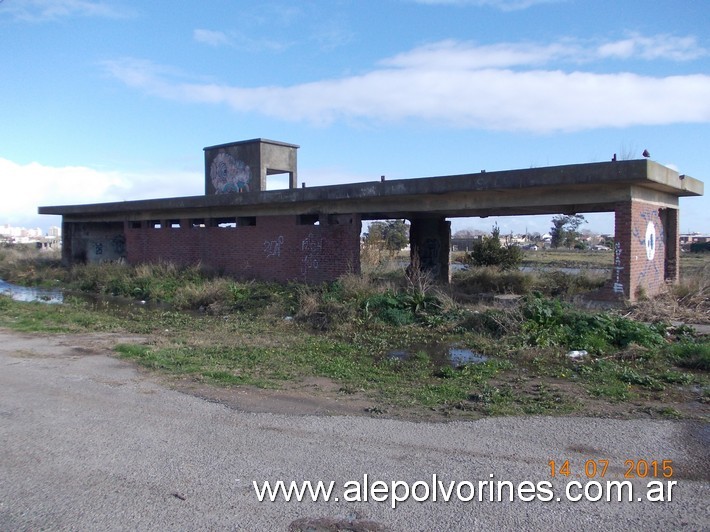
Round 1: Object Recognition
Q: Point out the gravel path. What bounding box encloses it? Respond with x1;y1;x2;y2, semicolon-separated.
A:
0;330;707;531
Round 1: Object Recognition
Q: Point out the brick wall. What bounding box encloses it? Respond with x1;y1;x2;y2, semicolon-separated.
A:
613;200;676;300
124;214;361;283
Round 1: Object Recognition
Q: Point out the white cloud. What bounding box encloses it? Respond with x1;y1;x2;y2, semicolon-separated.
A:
410;0;563;11
193;29;232;48
596;33;707;61
101;58;187;97
0;158;199;228
381;39;573;69
2;0;131;21
0;157;127;227
384;36;707;69
192;28;293;53
102;36;710;133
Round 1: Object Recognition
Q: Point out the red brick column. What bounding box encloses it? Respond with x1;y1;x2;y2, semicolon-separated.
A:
614;200;671;300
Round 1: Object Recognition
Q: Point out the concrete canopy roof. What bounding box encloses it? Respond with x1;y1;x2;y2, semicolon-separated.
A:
40;159;703;223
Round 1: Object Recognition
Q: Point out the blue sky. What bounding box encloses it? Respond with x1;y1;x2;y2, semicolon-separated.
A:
1;0;708;236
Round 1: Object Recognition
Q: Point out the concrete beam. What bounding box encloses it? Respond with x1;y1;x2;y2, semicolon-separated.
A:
40;160;702;223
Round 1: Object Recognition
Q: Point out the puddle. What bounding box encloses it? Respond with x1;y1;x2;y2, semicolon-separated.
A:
0;279;64;304
388;344;488;367
0;279;171;314
69;291;173;313
449;347;489;366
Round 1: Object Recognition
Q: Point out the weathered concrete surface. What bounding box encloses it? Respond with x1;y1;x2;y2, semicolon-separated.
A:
1;330;708;531
204;138;299;194
39;159;702;222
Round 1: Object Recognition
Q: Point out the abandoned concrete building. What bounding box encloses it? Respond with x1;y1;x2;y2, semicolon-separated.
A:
40;138;704;301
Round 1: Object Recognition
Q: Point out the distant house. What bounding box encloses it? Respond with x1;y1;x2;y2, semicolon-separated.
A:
451;236;482;252
680;233;710;252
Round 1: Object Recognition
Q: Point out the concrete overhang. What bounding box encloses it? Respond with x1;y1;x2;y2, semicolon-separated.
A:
39;159;703;222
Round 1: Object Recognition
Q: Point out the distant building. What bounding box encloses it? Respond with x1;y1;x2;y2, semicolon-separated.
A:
451;236;482;252
0;224;60;246
680;233;710;251
0;224;22;238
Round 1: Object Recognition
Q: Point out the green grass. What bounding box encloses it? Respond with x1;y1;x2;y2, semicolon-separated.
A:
2;291;707;418
0;251;708;420
665;340;710;371
0;295;124;333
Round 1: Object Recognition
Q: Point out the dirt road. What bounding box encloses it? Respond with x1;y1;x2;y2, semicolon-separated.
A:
0;330;707;531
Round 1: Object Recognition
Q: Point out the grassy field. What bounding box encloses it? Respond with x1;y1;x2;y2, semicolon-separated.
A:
0;245;707;421
455;247;708;275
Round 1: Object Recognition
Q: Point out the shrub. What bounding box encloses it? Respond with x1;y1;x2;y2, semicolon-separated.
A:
520;296;665;354
360;288;445;326
362;292;414;325
689;242;710;253
665;340;710;371
454;267;532;295
465;225;523;270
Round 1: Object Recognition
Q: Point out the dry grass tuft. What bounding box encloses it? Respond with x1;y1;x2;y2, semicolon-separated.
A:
628;264;710;324
338;272;388;301
0;245;63;285
172;278;231;310
294;284;355;331
404;252;437;296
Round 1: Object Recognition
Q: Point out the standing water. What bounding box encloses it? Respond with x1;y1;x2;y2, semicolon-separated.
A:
0;279;64;304
388;344;489;367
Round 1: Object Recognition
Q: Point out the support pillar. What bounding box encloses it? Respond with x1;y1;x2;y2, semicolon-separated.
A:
409;216;451;283
613;200;671;301
61;221;74;266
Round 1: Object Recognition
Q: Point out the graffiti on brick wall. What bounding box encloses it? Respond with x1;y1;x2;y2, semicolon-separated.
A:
419;238;441;277
210;152;251;193
301;233;324;277
89;234;126;262
112;234;126;256
612;241;624;294
263;236;284;258
633;209;664;289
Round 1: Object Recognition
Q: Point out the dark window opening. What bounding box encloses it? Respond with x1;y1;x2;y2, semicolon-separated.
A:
297;214;320;225
191;219;206;228
215;217;237;228
237;216;256;227
130;221;142;229
150;220;162;229
169;219;182;229
328;214;354;225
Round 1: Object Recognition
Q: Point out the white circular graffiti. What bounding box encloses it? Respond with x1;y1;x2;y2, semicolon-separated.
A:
645;222;656;261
